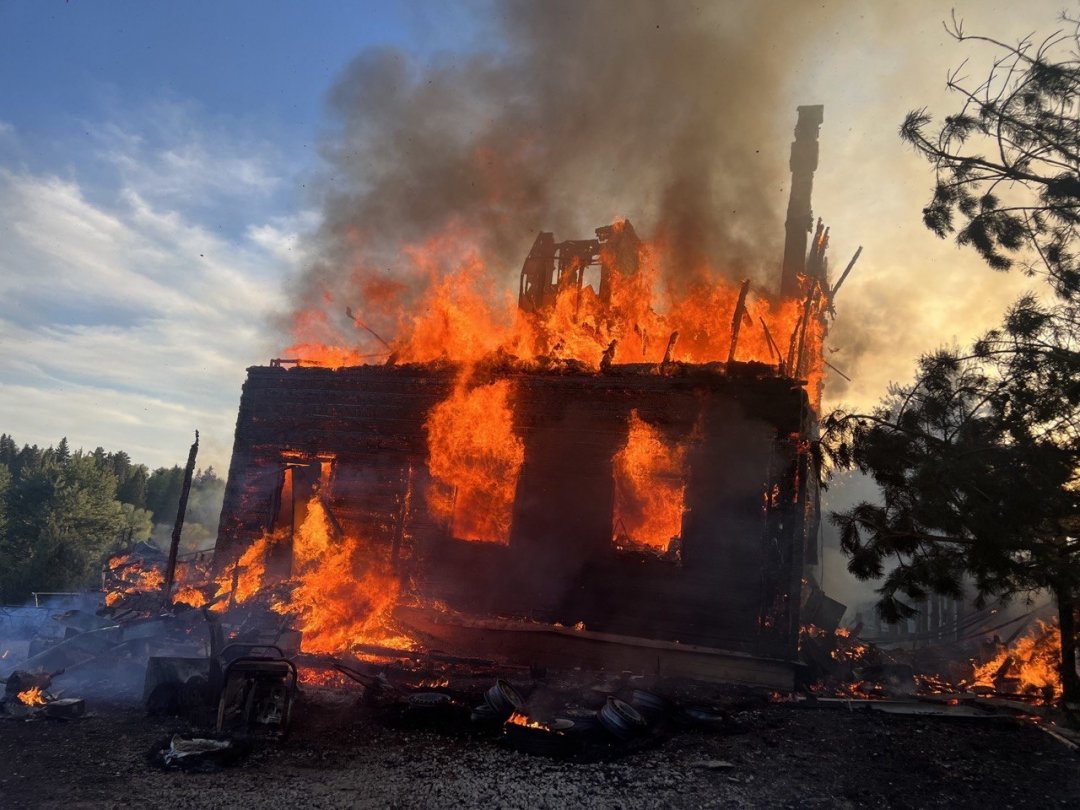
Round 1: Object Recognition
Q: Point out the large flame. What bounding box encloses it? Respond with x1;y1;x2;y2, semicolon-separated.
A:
973;619;1062;699
268;498;402;653
244;219;828;656
612;411;687;554
214;497;405;653
425;378;524;543
285;222;827;408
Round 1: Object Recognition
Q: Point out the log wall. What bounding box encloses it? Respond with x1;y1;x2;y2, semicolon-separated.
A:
215;361;814;661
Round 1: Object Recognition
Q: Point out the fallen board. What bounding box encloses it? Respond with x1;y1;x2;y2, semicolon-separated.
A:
395;605;797;690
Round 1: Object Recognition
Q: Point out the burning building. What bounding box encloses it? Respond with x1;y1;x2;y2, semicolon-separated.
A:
212;106;834;690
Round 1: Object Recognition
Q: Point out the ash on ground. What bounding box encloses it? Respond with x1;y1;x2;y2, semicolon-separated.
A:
2;674;1079;810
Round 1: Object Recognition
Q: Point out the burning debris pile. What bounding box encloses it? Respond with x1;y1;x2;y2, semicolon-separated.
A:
325;657;764;762
972;620;1062;701
104;550;212;613
1;670;85;721
798;615;1065;706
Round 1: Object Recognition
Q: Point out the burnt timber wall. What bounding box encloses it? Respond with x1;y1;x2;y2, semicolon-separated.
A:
215;362;815;661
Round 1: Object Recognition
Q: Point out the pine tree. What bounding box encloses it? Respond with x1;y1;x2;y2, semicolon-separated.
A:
824;296;1080;702
901;14;1080;300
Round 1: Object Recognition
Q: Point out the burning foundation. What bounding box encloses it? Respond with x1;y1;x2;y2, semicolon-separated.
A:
209;107;835;690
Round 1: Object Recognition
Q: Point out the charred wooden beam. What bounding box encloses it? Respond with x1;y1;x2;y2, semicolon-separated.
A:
830;245;863;298
162;430;199;604
780;105;824;299
727;279;751;363
661;331;679;366
600;339;618;372
759;317;785;372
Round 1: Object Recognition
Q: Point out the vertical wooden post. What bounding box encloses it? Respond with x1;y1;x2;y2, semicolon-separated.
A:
162;430;199;605
727;279;751;363
781;105;824;298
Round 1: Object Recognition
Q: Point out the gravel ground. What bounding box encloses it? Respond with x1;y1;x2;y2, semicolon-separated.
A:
2;687;1079;810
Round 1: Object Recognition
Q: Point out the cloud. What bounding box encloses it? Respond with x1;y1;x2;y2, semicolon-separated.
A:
106;137;280;207
89;99;285;212
246;212;320;265
0;116;305;470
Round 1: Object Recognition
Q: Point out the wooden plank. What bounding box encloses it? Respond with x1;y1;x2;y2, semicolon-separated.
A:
395;606;796;690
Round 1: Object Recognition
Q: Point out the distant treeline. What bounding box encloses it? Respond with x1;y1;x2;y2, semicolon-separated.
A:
0;434;224;603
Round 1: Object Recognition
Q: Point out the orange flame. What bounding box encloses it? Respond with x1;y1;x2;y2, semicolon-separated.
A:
297;667;350;688
507;711;547;729
103;555;165;606
212;492;409;654
285;222;827;408
972;619;1062;699
612;411;687;554
104;553;213;610
17;686;46;707
216;531;274;604
425;379;524;543
172;585;208;608
268;497;404;654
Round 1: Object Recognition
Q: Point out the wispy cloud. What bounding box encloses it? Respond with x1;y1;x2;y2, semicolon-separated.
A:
0;113;308;470
90;99;285;212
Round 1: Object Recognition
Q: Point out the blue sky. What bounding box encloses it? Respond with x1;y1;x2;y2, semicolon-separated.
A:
2;2;461;151
0;1;482;229
0;0;1066;474
0;1;484;469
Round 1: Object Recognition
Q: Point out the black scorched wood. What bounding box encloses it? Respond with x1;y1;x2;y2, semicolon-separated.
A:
162;430;199;604
214;362;815;669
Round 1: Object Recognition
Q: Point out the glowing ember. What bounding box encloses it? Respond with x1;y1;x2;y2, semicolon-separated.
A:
507;711;548;730
425;379;524;543
914;674;955;695
612;411;687;554
829;625;869;663
417;678;451;689
17;686;46;707
297;667;351;688
972;619;1062;699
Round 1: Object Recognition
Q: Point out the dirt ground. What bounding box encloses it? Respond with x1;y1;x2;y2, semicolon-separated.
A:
2;682;1079;810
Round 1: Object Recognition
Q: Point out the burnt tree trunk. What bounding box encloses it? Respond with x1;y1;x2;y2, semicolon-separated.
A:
1053;579;1080;705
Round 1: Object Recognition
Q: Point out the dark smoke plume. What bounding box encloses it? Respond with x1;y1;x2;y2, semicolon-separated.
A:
286;0;835;348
